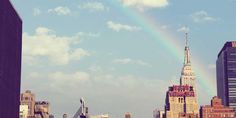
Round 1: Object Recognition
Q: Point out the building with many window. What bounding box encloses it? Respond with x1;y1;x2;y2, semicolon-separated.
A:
35;101;50;118
20;105;29;118
200;96;235;118
217;41;236;109
20;90;36;117
0;0;22;117
164;34;199;118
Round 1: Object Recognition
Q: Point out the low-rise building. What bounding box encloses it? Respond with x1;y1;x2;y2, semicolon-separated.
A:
153;109;164;118
200;96;236;118
35;101;50;118
90;114;109;118
20;90;36;117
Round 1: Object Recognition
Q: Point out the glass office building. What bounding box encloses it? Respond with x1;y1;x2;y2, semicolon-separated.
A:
0;0;22;117
217;42;236;110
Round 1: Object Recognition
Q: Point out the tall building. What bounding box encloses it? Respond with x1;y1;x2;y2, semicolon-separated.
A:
0;0;22;117
217;41;236;109
35;101;50;118
164;34;199;118
180;34;197;92
125;112;131;118
20;90;36;117
200;96;235;118
165;85;199;118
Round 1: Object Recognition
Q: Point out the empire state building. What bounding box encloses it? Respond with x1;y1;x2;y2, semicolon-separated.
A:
180;34;197;92
165;34;199;118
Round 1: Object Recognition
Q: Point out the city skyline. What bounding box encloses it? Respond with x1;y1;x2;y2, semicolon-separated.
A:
10;0;236;118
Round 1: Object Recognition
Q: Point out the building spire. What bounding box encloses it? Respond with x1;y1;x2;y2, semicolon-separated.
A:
185;32;188;47
184;33;191;64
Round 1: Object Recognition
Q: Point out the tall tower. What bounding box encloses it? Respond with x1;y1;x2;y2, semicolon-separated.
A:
180;33;196;91
165;34;199;118
217;41;236;110
0;0;22;117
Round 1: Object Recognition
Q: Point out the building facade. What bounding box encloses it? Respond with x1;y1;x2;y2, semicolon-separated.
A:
20;105;29;118
217;41;236;109
20;90;36;117
200;96;235;118
164;34;199;118
165;85;199;118
0;0;22;117
153;109;164;118
90;114;109;118
35;101;50;118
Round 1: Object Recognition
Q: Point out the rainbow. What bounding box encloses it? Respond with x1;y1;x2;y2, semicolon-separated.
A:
108;1;216;96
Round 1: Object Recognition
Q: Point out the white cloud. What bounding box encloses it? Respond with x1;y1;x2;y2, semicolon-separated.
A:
33;8;41;16
77;32;100;38
48;6;71;15
121;0;168;10
107;21;141;32
49;71;90;83
191;11;217;23
79;2;109;12
23;27;90;65
177;26;190;33
24;70;169;118
113;58;151;67
70;48;90;61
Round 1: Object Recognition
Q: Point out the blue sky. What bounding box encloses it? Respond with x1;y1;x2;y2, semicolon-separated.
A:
11;0;236;118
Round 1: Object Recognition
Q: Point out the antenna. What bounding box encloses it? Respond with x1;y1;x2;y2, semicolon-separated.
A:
185;32;188;47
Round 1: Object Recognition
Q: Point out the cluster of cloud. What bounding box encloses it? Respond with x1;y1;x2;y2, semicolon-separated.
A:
23;68;170;118
121;0;168;10
33;2;109;16
48;6;71;15
191;11;217;23
177;26;190;33
107;21;141;32
23;27;90;65
113;58;151;67
23;64;213;118
78;2;109;12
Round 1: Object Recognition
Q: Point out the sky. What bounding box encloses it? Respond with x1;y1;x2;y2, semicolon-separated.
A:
10;0;236;118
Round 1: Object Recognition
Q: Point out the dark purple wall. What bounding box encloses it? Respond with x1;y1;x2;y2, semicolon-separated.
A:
0;0;22;117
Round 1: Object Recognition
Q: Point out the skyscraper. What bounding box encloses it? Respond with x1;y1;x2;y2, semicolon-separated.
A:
164;34;199;118
0;0;22;117
20;90;36;117
217;41;236;110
